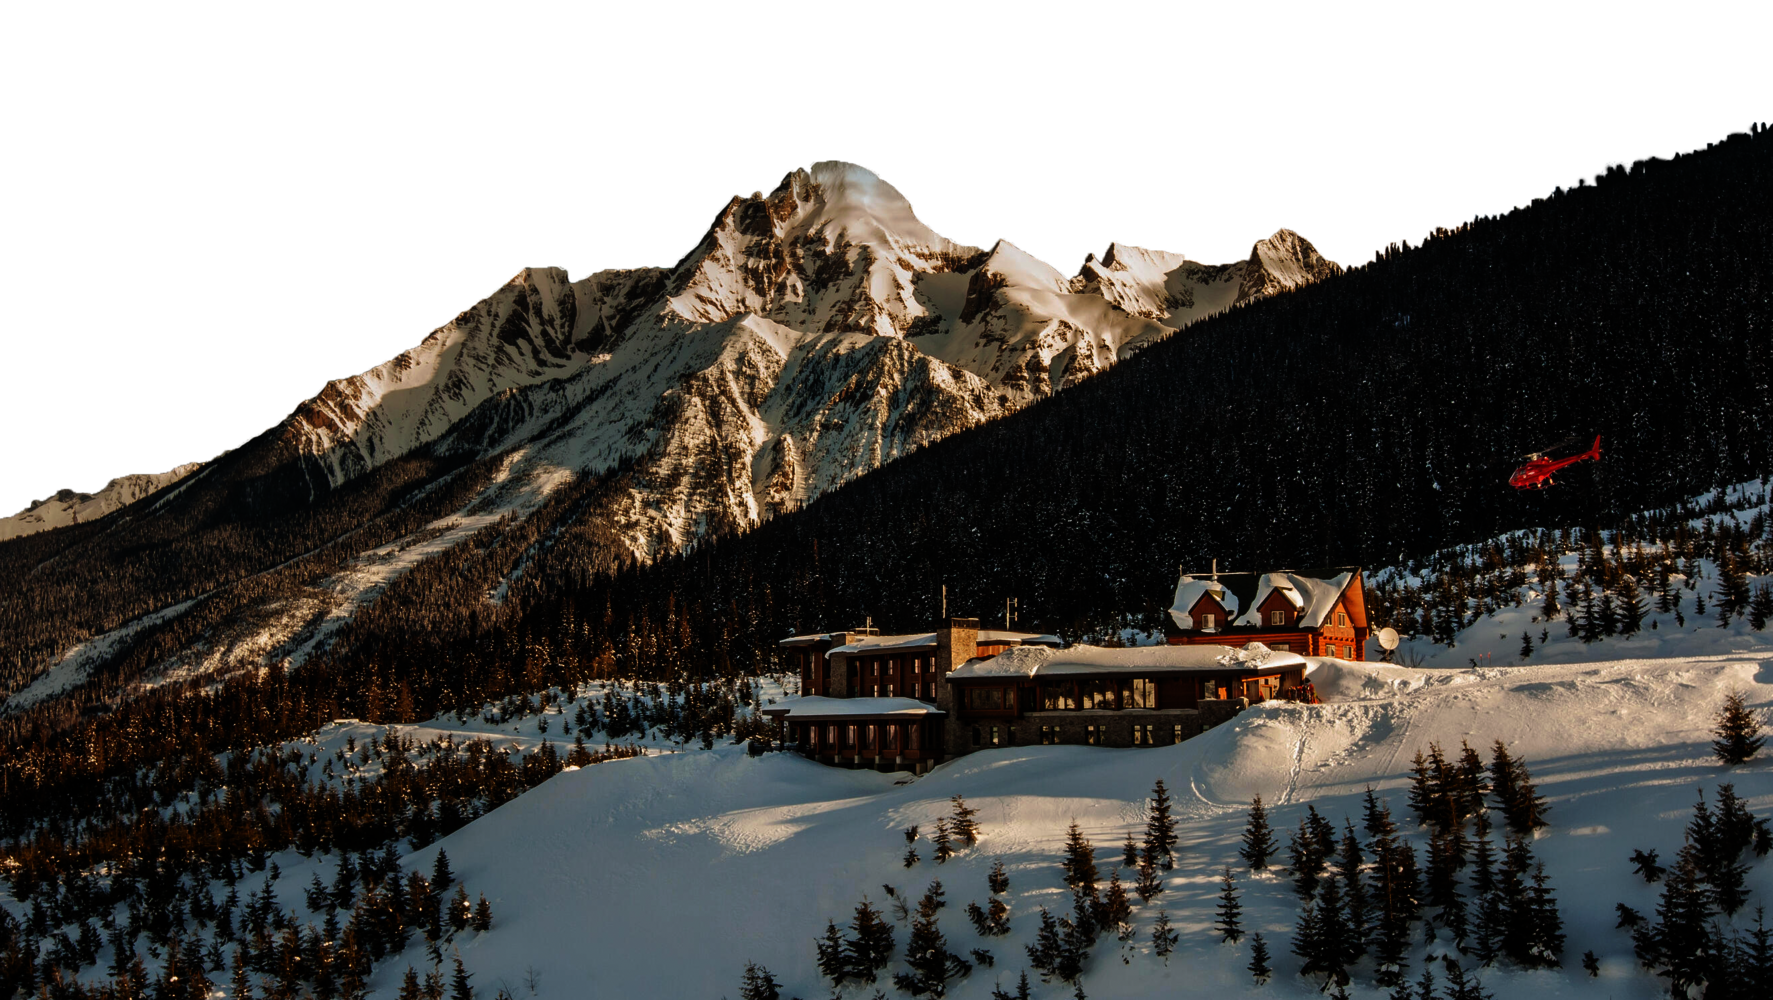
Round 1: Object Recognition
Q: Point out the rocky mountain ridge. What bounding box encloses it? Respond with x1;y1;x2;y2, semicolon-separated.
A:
0;463;201;542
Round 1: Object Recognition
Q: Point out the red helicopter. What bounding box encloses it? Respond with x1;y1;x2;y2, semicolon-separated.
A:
1510;435;1602;489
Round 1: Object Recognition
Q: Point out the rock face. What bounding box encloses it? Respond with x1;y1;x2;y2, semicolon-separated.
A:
271;161;1339;558
0;464;201;541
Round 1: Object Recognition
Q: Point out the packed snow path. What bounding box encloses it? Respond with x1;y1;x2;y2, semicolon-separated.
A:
380;653;1772;999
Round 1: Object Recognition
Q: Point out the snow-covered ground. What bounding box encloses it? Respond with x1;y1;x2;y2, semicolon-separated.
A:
350;652;1773;999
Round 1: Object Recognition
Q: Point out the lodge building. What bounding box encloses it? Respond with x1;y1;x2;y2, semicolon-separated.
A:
761;567;1357;770
1164;566;1371;660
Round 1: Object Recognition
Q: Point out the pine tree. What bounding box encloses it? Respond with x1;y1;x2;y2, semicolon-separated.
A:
1151;909;1177;963
1026;908;1062;982
450;955;473;1000
431;850;454;892
1134;850;1162;903
1247;931;1272;985
1519;631;1533;660
1649;843;1715;998
1412;963;1438;1000
1490;741;1548;832
1750;584;1773;631
1121;832;1139;869
1630;848;1666;883
471;894;491;932
895;883;972;996
1439;956;1492;1000
738;961;782;1000
988;858;1009;895
950;795;981;848
1581;950;1600;977
398;967;424;1000
933;818;956;864
843;898;896;982
1739;906;1772;989
1061;823;1098;895
1523;861;1564;967
1144;780;1178;870
816;920;847;987
1408;750;1439;827
1336;821;1371;955
1241;795;1276;870
1713;689;1766;764
1214;867;1244;943
230;948;255;1000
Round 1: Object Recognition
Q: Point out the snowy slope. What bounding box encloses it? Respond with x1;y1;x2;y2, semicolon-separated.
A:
367;652;1772;1000
0;462;200;541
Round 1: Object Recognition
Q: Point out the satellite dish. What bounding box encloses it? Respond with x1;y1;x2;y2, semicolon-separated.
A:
1376;627;1400;651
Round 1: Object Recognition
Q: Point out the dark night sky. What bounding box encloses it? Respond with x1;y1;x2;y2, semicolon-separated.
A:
3;103;1744;507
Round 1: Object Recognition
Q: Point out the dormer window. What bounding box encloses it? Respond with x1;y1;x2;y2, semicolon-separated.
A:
1201;613;1215;630
1336;611;1349;627
1270;610;1286;626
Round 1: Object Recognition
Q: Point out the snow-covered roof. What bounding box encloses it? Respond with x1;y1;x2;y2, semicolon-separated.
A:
823;630;1061;657
1169;576;1239;629
1233;571;1353;628
946;643;1306;681
760;696;945;719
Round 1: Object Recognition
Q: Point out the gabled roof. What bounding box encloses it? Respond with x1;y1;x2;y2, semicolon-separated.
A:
1167;566;1364;632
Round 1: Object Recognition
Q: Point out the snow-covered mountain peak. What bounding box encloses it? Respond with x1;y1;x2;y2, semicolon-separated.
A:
1238;228;1342;301
770;160;958;253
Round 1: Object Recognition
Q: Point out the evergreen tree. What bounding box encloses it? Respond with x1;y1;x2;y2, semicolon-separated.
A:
1335;821;1370;954
1713;690;1766;765
431;850;454;892
1025;908;1061;982
1489;741;1548;832
1647;843;1715;998
949;795;981;848
1411;963;1438;1000
1408;750;1439;828
1241;795;1276;870
738;961;782;1000
1061;823;1098;896
1619;576;1646;636
1519;631;1534;660
471;895;491;932
1630;848;1666;883
988;858;1009;895
1143;780;1178;870
1121;831;1139;869
1749;584;1773;630
398;967;424;1000
1247;932;1272;985
1439;956;1492;1000
816;919;847;987
1214;867;1244;943
1151;909;1177;963
933;818;956;864
1134;851;1162;903
230;948;255;1000
1581;950;1600;977
450;955;473;1000
1425;830;1466;948
893;882;978;1000
1739;906;1772;990
843;898;896;982
1523;860;1565;967
1364;786;1396;840
1103;871;1131;938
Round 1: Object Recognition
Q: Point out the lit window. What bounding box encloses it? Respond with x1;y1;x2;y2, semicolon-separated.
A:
1201;613;1215;629
1040;725;1057;745
990;726;1001;746
846;725;857;747
887;683;894;698
1172;724;1184;744
1132;724;1153;745
1086;725;1100;745
1271;643;1290;651
1271;610;1285;626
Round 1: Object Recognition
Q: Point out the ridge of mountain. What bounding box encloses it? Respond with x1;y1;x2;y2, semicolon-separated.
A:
0;463;201;542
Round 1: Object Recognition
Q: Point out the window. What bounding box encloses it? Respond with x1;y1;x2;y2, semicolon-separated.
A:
845;724;858;748
806;726;818;749
908;725;922;751
1271;610;1286;626
886;683;894;698
1172;724;1185;744
967;687;1006;710
1130;678;1157;709
989;726;1001;747
1080;679;1115;710
865;724;877;753
1086;725;1100;745
1271;643;1291;652
827;725;837;747
1041;682;1076;711
1040;725;1058;745
1337;611;1349;627
1132;724;1153;745
1201;613;1215;629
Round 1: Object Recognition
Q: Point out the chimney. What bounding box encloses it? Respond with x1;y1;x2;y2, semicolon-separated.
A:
1211;558;1218;582
936;617;979;676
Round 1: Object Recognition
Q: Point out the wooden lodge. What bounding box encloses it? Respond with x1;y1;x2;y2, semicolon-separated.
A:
1165;566;1371;660
763;617;1311;771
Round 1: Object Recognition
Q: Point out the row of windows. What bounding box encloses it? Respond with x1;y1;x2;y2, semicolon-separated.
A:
1034;723;1189;745
1194;608;1351;629
804;722;924;753
1036;678;1158;711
